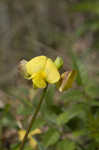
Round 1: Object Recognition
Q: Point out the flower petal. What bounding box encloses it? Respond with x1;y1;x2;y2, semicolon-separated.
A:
32;74;47;88
59;70;77;92
26;56;47;77
29;128;42;137
45;58;60;83
29;137;38;149
18;130;26;141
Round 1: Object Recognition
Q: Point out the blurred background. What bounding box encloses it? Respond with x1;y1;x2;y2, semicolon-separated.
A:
0;0;99;150
0;0;99;88
0;0;99;89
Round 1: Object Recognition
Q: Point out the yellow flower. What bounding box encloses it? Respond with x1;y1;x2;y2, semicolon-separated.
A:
18;128;42;149
18;56;77;92
19;56;60;88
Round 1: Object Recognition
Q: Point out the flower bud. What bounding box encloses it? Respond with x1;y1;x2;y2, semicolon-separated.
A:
54;56;63;69
59;70;77;92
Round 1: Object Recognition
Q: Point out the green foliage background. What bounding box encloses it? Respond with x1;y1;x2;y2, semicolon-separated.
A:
0;0;99;150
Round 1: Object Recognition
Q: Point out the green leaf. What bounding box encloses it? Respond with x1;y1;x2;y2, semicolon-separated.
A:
70;51;88;86
61;89;84;102
43;128;60;147
56;111;75;126
42;107;57;125
56;139;76;150
70;51;82;85
72;129;87;138
17;104;32;115
31;118;46;130
85;81;99;98
56;105;84;126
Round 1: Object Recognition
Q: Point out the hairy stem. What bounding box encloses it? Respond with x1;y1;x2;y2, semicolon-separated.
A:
19;87;48;150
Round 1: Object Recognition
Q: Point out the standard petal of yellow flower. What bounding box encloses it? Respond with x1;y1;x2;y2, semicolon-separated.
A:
59;70;77;92
18;130;26;141
26;56;47;78
45;58;60;83
29;128;42;137
29;137;38;149
32;73;47;88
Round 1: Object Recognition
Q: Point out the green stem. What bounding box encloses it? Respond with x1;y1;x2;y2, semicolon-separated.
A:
19;87;48;150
